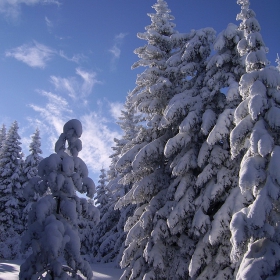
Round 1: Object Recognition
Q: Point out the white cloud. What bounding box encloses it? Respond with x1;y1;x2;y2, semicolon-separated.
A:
6;41;55;68
50;76;77;99
28;91;122;175
109;101;123;120
50;68;101;99
59;50;87;64
45;16;53;30
76;68;100;96
109;45;121;60
79;113;121;171
109;32;128;70
115;33;127;40
0;0;60;20
29;90;72;132
28;90;72;151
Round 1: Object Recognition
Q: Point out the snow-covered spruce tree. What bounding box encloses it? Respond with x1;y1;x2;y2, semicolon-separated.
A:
78;197;100;259
276;54;280;72
184;22;247;279
95;168;109;217
21;129;43;229
20;119;96;280
92;167;118;262
229;1;280;279
92;94;140;265
0;124;6;150
92;166;120;263
141;24;215;279
0;121;24;259
114;1;195;279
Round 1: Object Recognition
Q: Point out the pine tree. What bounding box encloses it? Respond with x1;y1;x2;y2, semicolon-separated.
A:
114;1;189;278
21;129;43;229
276;53;280;72
92;167;118;263
184;21;247;279
139;20;215;279
0;121;24;259
20;119;96;280
93;94;140;265
0;124;6;150
229;1;280;279
95;168;109;217
78;197;100;260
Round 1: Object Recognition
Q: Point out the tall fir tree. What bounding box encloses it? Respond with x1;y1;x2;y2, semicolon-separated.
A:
229;0;280;279
20;119;96;280
93;94;140;265
0;121;24;259
21;129;43;228
157;26;216;279
114;1;192;278
185;21;246;279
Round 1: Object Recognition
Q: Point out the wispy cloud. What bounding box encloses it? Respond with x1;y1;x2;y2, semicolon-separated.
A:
50;68;101;99
0;0;61;20
109;46;121;60
59;50;87;64
109;101;123;121
79;113;121;171
50;76;77;99
76;68;100;97
45;16;53;32
28;90;72;149
27;91;122;175
5;41;55;68
6;40;89;69
109;32;128;70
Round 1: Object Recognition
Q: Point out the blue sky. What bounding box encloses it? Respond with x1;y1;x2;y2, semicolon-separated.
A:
0;0;279;182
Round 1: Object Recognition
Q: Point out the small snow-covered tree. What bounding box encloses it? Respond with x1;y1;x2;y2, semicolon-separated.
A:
276;53;280;72
0;124;6;150
21;129;43;228
20;119;96;280
229;1;280;279
0;121;24;259
78;197;100;260
95;168;109;216
92;167;120;263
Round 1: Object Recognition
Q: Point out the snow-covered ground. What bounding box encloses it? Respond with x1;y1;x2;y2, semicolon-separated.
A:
0;259;123;280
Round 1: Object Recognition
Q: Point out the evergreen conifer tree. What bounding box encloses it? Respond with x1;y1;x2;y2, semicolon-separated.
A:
229;1;280;279
21;129;43;228
185;21;246;279
95;168;109;217
114;1;190;278
276;54;280;72
78;197;100;260
93;94;140;265
0;124;6;150
0;121;24;259
156;26;216;279
20;119;96;280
